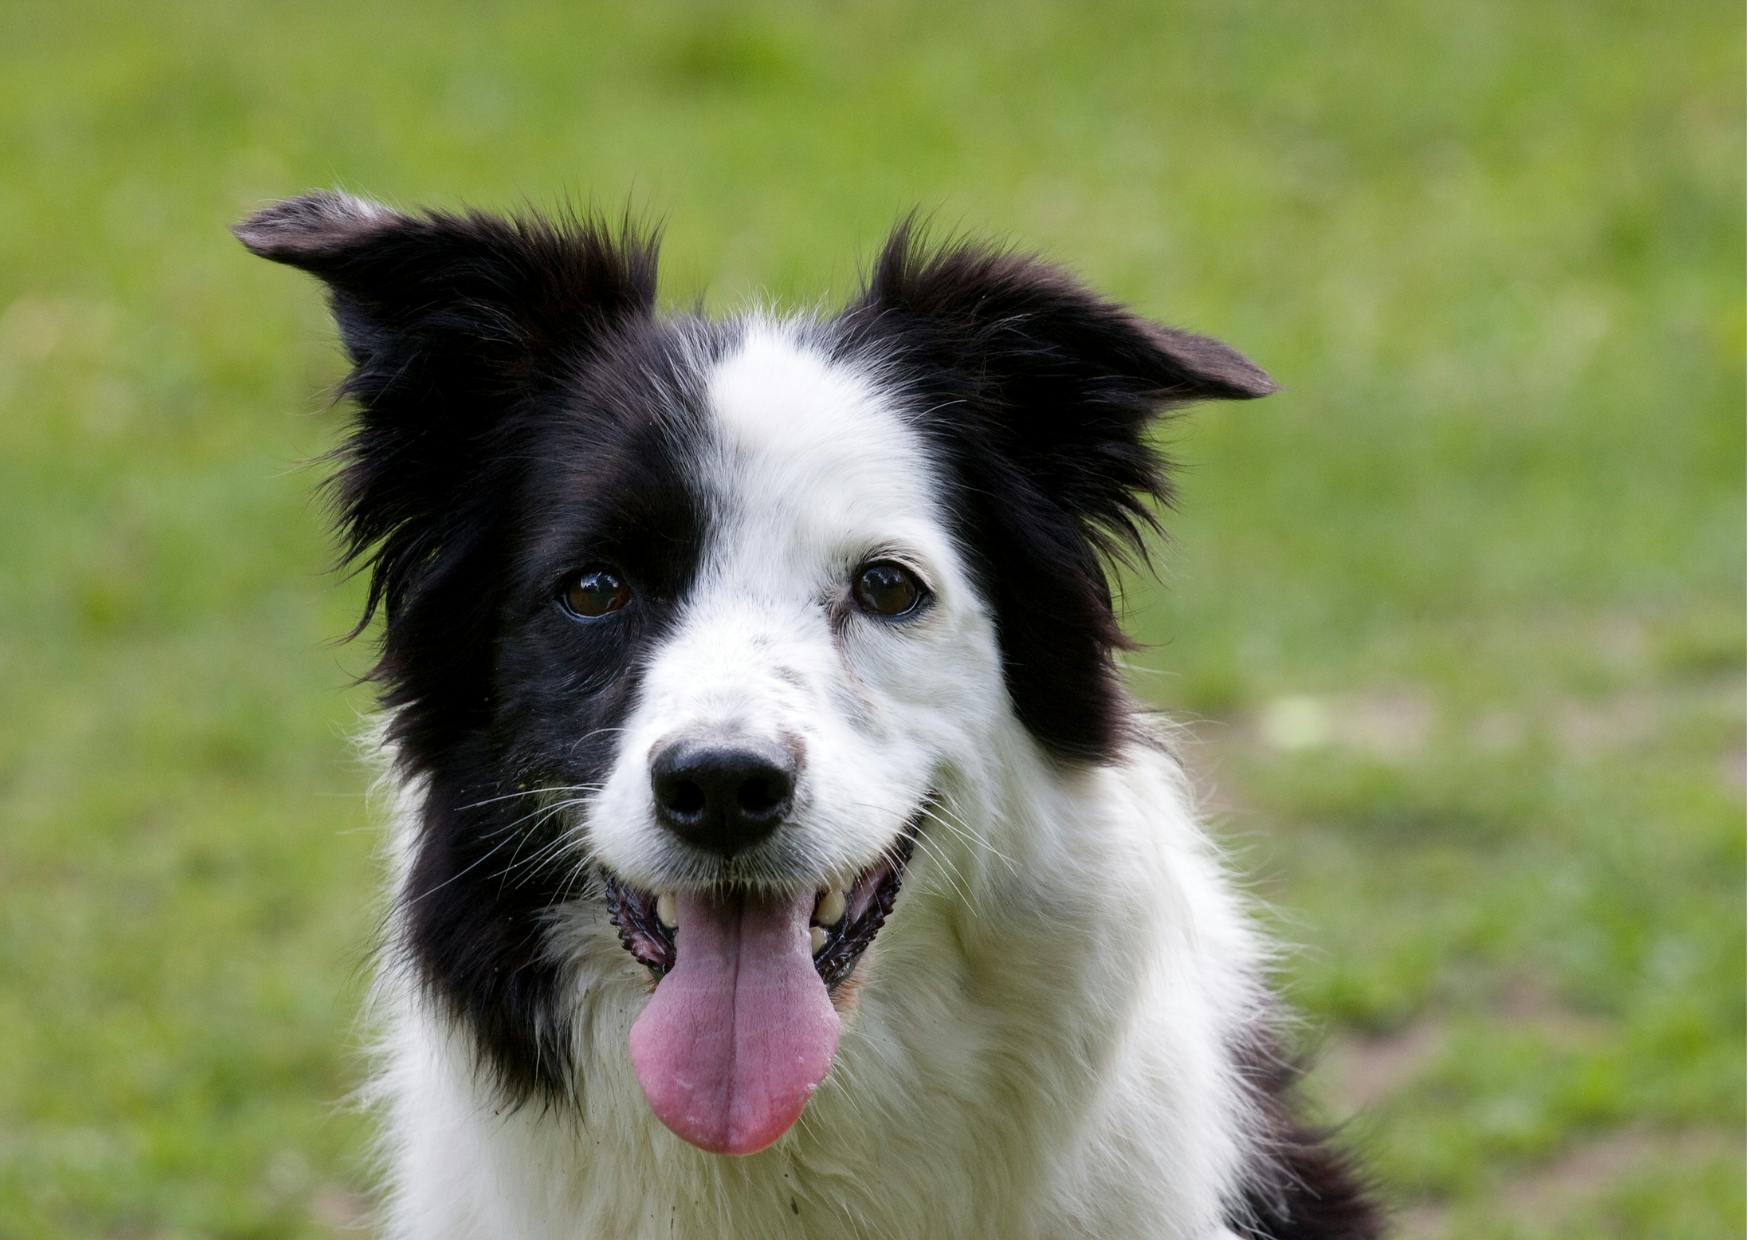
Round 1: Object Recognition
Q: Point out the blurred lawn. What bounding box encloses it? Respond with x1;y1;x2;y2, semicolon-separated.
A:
0;1;1740;1236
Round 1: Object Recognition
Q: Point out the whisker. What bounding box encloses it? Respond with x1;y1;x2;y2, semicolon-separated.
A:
403;795;596;906
489;799;595;888
917;803;1016;875
452;783;605;813
905;830;975;907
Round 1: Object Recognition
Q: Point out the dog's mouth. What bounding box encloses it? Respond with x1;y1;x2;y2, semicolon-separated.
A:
604;833;912;991
601;820;917;1158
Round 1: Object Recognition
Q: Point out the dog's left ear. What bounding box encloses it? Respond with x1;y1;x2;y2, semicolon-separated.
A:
842;223;1275;760
846;220;1274;564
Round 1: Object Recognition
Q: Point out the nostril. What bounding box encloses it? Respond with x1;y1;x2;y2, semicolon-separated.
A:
662;778;707;819
736;773;791;819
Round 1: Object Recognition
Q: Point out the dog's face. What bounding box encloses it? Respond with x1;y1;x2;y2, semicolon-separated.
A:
238;193;1272;1155
558;325;988;898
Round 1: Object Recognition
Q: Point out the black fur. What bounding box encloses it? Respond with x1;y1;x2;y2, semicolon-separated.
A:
1230;1034;1387;1239
233;193;662;767
237;194;719;1100
837;222;1275;761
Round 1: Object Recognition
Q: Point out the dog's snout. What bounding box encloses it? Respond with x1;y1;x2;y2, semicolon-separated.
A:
649;737;797;856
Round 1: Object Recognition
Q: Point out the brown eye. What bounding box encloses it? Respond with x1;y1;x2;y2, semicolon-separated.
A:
852;561;926;618
560;568;632;619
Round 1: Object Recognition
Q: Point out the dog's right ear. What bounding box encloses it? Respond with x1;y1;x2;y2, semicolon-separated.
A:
235;191;660;633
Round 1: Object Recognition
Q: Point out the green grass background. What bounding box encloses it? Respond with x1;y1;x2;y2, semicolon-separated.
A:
1;2;1740;1236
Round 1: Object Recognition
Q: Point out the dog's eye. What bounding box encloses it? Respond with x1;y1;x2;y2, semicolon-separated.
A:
559;568;632;619
851;561;926;619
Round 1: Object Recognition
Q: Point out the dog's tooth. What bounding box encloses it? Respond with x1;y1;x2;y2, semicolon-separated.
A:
655;892;678;930
809;925;828;956
814;888;847;927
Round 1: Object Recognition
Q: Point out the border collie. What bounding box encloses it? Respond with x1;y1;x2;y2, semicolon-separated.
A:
237;192;1380;1240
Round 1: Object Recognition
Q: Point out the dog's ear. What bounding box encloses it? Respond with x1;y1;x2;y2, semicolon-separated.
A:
843;222;1274;760
235;191;659;634
850;221;1274;559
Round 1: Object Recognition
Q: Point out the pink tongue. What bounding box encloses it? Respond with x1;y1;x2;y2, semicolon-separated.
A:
628;889;839;1155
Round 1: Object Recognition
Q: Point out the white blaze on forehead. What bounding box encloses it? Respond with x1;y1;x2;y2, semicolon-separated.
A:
701;321;948;564
584;317;1008;898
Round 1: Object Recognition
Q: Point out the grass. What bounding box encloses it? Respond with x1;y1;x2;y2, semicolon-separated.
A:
0;1;1740;1235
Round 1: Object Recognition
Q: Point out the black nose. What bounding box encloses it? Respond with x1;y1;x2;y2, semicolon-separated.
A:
650;738;797;856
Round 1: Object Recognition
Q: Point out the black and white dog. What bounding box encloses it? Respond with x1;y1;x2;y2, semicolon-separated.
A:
238;193;1379;1239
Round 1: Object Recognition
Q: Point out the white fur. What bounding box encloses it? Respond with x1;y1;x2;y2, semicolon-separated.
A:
369;322;1271;1239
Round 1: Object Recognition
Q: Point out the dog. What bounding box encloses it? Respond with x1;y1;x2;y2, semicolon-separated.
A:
236;192;1380;1240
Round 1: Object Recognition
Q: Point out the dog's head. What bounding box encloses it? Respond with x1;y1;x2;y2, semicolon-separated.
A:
238;193;1272;1155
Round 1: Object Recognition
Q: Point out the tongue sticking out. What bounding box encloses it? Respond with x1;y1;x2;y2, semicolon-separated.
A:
628;889;839;1155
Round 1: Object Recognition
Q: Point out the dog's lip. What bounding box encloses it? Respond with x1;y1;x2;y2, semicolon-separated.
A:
603;810;923;992
812;831;913;989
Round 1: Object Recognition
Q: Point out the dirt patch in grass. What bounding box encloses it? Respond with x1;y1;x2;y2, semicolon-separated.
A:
1718;746;1745;795
309;1182;372;1234
1500;1127;1740;1223
1320;973;1609;1114
1493;972;1611;1049
1392;1128;1739;1239
1393;1202;1451;1240
1322;1018;1448;1112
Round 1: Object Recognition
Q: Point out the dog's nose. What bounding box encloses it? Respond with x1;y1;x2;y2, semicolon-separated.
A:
649;737;797;856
